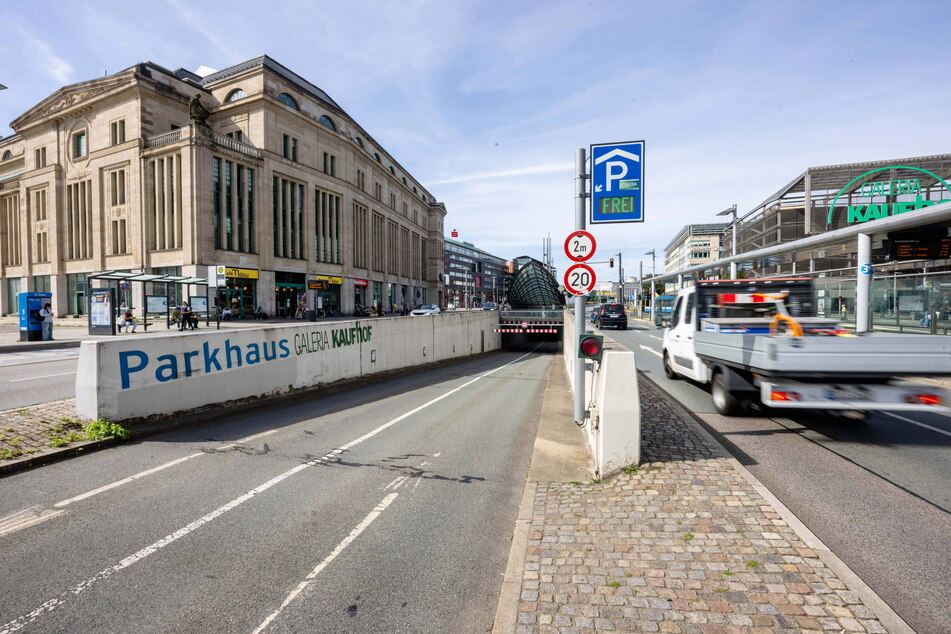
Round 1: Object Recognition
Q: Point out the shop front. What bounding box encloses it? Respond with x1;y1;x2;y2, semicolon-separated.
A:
354;278;369;307
275;271;306;318
219;267;258;318
313;275;341;315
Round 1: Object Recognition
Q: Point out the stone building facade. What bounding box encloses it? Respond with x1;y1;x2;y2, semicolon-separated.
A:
0;56;446;318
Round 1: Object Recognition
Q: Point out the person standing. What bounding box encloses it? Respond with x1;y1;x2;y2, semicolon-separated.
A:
39;303;54;341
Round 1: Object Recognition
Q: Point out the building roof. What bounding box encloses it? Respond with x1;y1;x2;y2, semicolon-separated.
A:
664;223;729;252
199;55;344;112
445;237;507;263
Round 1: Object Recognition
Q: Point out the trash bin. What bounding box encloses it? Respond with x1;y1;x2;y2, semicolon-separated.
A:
19;292;52;341
308;309;317;321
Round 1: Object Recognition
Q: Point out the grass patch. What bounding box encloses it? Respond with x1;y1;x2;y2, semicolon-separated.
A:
0;448;24;460
605;581;620;588
721;571;734;576
745;560;759;568
82;419;131;441
623;464;639;474
49;437;70;448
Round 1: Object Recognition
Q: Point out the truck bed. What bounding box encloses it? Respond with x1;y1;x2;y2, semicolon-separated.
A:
694;330;951;377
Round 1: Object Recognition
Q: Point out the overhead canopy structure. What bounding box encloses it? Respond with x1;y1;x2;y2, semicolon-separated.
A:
86;271;209;285
508;257;564;308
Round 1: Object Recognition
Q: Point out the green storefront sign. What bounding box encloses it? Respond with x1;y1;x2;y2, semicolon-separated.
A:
828;165;951;225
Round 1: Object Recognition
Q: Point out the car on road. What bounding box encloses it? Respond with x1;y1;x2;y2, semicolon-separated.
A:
481;302;498;310
590;306;603;324
596;303;628;330
410;304;441;316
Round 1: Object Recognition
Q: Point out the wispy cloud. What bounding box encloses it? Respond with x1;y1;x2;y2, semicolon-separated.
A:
428;162;572;186
16;26;72;84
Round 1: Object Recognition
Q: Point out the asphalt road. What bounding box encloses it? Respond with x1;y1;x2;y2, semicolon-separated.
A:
598;315;951;634
0;349;80;410
0;345;553;633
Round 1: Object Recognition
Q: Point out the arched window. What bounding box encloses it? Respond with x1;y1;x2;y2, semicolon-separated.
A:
413;186;417;194
388;166;395;175
317;115;336;131
373;153;381;162
354;137;363;148
225;89;247;103
277;93;300;111
401;177;407;185
1;150;12;160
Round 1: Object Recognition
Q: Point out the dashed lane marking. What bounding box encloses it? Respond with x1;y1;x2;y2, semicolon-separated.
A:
0;347;540;633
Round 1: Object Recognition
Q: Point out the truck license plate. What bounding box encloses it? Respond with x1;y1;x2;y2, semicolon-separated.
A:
824;386;869;401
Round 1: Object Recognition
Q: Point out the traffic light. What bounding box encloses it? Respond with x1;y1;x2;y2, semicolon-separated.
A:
609;258;614;268
578;334;604;363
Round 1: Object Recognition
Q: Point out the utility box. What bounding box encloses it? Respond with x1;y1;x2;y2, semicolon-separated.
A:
18;292;52;341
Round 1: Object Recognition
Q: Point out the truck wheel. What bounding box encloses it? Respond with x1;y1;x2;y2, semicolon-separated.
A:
663;352;679;380
712;371;742;416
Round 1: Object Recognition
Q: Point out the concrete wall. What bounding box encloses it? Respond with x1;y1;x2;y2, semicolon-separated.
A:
76;312;500;421
562;308;641;477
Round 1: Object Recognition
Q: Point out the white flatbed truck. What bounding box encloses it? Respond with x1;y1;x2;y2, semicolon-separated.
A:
661;278;951;416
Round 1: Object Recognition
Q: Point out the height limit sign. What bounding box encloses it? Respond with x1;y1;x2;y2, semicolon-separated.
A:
564;230;597;262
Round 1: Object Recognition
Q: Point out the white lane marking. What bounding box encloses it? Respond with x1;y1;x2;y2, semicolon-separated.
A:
433;452;441;457
9;371;77;383
0;506;66;538
884;411;951;438
649;335;662;341
639;345;662;358
252;493;398;634
384;476;408;491
54;429;280;508
1;349;539;633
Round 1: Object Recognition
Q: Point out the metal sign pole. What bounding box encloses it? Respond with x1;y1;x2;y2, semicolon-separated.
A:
574;148;587;424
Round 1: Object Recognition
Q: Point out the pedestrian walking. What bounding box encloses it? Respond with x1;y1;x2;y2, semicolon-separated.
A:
39;303;54;340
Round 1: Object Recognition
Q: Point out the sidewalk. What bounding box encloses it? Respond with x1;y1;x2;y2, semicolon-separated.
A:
494;363;906;633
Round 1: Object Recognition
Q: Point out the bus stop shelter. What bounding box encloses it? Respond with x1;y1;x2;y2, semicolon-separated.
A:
85;271;211;335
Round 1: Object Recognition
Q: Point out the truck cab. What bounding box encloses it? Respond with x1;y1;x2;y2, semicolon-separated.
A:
661;288;709;384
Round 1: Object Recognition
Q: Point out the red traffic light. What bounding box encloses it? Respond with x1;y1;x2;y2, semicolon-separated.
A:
578;334;604;362
609;258;614;268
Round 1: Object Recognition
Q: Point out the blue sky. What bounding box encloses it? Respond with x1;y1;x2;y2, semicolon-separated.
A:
2;0;949;281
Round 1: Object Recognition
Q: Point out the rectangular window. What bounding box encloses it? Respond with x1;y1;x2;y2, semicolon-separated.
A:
273;175;305;259
375;182;382;201
323;152;336;177
282;135;299;161
292;138;298;162
110;169;126;206
213;157;221;249
111;219;128;254
148;155;183;251
65;182;92;259
1;194;21;266
110;119;126;145
401;227;411;277
73;131;87;158
352;202;368;269
34;147;47;169
227;130;244;142
387;220;399;275
247;168;255;253
30;189;49;263
402;202;408;217
356;169;365;191
225;160;233;250
389;193;396;210
316;188;341;264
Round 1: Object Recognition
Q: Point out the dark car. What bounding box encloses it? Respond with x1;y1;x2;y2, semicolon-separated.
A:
597;303;628;330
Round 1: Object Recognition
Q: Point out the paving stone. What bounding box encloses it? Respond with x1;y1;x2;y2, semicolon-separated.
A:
508;380;887;634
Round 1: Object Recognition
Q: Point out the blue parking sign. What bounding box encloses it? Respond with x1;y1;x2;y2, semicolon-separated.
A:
590;141;645;224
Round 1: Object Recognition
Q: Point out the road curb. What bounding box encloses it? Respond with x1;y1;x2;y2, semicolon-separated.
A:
637;370;915;634
0;341;82;353
492;480;536;633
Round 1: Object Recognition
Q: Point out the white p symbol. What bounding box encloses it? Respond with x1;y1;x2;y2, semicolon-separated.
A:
605;161;628;192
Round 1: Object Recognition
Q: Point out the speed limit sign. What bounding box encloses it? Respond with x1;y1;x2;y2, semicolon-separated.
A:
564;231;596;262
563;263;597;296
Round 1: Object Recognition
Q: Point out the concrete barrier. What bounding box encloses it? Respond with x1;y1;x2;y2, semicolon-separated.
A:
76;312;500;421
562;308;640;478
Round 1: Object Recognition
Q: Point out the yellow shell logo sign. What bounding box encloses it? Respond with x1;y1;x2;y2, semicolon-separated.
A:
827;166;951;225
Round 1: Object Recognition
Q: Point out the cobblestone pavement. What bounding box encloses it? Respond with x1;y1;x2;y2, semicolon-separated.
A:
514;379;888;633
0;399;90;462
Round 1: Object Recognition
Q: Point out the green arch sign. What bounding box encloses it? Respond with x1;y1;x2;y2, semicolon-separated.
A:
827;165;951;225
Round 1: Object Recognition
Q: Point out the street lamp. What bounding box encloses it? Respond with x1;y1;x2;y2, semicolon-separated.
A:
646;249;656;323
716;204;738;279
